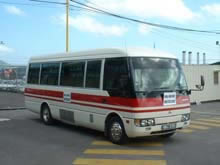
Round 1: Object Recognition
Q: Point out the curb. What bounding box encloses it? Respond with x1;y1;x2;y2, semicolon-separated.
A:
0;107;26;111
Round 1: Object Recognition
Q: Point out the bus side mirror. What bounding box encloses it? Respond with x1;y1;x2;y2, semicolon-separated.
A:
195;75;205;91
190;75;205;92
186;90;191;95
200;75;205;87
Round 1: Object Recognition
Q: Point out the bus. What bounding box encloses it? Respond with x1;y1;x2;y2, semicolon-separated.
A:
25;48;203;144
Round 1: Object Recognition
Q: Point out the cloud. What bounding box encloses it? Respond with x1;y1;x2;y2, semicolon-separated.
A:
0;44;14;53
4;5;25;16
56;14;127;36
201;3;220;16
138;25;153;35
88;0;198;23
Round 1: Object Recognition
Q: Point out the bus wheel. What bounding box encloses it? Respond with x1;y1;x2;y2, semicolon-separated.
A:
107;117;127;144
160;132;176;138
41;105;54;125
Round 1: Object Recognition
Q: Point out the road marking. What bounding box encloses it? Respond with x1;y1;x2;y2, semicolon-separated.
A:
177;128;194;133
91;140;163;147
188;124;209;130
196;119;220;124
84;149;165;156
0;118;10;122
191;121;220;127
73;158;167;165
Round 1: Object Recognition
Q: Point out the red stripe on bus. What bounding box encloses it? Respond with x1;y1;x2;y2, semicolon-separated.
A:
25;94;63;103
25;88;190;108
25;88;63;98
71;101;190;113
25;94;190;113
71;93;190;107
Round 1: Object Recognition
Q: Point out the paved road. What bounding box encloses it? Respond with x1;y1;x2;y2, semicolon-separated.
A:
191;102;220;115
0;102;220;165
0;91;24;109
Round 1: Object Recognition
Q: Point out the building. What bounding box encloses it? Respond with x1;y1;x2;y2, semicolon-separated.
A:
183;65;220;103
182;51;220;103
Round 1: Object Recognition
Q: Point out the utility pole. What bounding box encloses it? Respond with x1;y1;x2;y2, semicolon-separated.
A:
66;0;69;53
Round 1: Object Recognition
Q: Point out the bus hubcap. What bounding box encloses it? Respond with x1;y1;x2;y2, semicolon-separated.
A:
43;109;50;122
111;122;122;141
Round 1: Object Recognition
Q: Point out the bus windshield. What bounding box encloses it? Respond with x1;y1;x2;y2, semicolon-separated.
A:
131;57;187;93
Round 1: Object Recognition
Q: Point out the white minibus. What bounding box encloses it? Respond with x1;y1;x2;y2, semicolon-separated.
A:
25;48;204;144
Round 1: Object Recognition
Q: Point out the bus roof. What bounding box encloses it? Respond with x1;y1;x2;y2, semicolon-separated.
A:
29;48;177;63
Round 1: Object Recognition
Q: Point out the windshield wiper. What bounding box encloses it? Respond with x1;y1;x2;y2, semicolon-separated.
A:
136;87;188;96
135;87;172;94
151;87;174;92
135;91;149;95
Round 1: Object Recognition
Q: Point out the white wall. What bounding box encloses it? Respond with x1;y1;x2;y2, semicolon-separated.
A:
183;65;220;103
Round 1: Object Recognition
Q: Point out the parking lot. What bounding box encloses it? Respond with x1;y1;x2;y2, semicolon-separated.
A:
1;92;220;165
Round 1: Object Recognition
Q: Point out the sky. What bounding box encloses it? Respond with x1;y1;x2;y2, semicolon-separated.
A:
0;0;220;65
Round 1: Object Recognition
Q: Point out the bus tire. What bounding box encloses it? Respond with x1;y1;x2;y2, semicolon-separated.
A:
41;104;54;125
107;116;128;144
160;132;176;138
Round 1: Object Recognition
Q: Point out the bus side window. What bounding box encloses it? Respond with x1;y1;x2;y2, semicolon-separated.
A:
40;63;60;86
85;60;102;89
60;61;85;87
27;63;40;84
104;58;132;97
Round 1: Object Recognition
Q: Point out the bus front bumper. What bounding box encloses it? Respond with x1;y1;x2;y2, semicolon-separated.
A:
123;119;190;138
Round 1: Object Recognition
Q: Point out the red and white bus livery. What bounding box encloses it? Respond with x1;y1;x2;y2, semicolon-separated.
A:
25;48;191;144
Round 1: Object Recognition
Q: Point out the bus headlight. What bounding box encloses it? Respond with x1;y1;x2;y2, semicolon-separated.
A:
134;119;155;127
181;114;190;122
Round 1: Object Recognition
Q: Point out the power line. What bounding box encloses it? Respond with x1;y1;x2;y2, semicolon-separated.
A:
3;0;219;57
29;0;66;5
151;28;219;52
68;5;220;54
28;0;220;35
29;0;109;14
71;1;220;53
70;5;106;15
70;0;220;35
0;0;64;9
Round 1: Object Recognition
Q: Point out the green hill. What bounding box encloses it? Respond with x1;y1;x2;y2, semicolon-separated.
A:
211;61;220;65
0;60;8;66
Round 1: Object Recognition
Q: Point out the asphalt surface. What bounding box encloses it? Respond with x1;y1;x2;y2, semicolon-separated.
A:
0;91;24;109
0;92;220;165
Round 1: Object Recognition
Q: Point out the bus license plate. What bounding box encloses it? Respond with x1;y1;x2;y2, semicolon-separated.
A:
161;123;176;130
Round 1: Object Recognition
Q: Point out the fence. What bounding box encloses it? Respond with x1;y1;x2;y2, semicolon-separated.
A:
0;65;26;93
